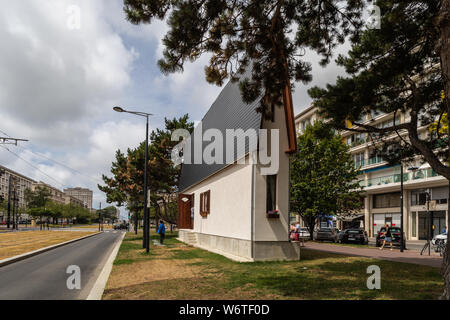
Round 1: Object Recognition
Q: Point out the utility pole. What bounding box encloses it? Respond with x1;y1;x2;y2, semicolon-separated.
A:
7;175;13;229
12;189;16;230
0;137;28;146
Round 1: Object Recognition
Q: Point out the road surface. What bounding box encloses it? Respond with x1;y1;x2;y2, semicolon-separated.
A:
0;231;124;300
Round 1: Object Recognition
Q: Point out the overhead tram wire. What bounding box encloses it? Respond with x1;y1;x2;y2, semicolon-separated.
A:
15;146;103;185
0;145;67;189
0;128;103;185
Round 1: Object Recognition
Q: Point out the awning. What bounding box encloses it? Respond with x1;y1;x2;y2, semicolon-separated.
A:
338;214;364;222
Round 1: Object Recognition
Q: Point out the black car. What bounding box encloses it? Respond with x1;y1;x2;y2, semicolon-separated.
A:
376;227;406;248
338;229;368;244
114;223;129;230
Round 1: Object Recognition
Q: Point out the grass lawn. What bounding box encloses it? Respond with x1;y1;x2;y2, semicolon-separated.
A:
0;231;97;260
103;232;443;300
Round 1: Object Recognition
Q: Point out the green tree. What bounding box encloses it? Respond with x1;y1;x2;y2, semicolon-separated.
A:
24;187;52;229
98;206;120;224
308;0;450;299
290;121;363;240
123;0;369;118
99;115;194;227
309;0;449;176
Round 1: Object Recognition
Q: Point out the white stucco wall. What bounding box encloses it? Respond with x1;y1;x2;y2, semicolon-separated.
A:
253;103;291;242
183;158;253;241
181;103;292;245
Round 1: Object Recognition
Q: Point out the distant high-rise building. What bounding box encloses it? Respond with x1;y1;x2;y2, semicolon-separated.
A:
63;187;93;210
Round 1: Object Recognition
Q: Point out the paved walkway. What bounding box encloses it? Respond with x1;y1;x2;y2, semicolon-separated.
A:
304;242;443;268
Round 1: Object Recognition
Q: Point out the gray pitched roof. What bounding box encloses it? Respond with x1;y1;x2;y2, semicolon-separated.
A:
179;79;262;192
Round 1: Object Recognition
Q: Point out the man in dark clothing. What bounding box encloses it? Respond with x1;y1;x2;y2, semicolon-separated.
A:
157;220;166;245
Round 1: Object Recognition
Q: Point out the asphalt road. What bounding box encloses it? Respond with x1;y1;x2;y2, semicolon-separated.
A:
0;231;124;300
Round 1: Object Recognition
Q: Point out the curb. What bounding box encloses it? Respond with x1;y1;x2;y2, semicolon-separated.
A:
0;232;102;268
87;232;126;300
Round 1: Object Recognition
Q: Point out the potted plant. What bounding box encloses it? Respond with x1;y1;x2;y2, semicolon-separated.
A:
267;210;280;219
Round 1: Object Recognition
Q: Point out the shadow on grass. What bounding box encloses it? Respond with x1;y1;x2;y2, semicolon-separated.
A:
109;233;443;300
218;250;443;300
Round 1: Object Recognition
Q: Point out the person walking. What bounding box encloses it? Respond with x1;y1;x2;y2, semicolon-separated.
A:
157;220;166;245
380;224;393;251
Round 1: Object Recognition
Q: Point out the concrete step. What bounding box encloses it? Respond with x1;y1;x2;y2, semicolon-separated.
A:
186;233;198;245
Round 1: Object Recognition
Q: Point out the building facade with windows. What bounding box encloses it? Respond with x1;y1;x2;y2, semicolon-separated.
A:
32;182;67;206
0;165;36;223
294;105;448;240
64;187;93;210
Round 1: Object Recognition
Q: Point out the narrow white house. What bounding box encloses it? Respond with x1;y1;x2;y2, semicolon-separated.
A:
177;78;300;261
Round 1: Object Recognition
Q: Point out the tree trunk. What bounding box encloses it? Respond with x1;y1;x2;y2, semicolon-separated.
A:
439;0;450;300
442;181;450;300
308;215;315;241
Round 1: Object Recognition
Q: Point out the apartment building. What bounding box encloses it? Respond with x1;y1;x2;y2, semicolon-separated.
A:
0;165;36;222
65;194;86;208
294;106;448;241
32;182;67;206
64;187;93;210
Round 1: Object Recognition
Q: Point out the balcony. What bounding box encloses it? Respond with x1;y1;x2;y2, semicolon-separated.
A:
361;168;440;188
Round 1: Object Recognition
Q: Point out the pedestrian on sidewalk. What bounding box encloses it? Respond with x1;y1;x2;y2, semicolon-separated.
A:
157;220;166;245
380;224;393;251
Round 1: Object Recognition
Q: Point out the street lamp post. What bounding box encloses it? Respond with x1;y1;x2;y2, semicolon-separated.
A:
7;175;12;229
114;107;152;253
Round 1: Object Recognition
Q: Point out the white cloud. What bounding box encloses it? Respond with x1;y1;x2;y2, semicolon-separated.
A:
0;0;136;128
0;0;349;220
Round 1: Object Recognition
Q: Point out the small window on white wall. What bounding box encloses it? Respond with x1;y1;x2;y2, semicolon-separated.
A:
266;175;277;213
200;190;210;217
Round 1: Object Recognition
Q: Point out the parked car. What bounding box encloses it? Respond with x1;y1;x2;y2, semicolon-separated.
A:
432;233;447;246
298;227;310;238
114;223;129;230
338;229;368;244
314;228;339;242
376;227;406;248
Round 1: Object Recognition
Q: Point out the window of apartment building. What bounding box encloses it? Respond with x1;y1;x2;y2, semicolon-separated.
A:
432;186;448;205
370;110;385;119
368;151;384;165
354;152;365;168
346;133;366;147
373;192;401;208
266;175;277;213
376;116;401;129
411;190;428;206
200;190;210;217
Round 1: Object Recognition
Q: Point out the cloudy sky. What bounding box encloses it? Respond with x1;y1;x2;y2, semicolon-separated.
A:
0;0;349;219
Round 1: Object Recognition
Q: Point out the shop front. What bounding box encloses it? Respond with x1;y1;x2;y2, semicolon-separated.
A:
372;213;401;236
415;210;446;240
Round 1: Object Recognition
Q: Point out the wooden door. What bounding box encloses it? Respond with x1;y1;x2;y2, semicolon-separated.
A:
178;194;193;229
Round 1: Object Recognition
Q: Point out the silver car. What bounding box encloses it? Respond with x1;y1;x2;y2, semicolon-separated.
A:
314;228;339;242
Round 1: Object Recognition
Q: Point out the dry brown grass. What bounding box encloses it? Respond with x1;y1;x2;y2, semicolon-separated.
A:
0;231;96;260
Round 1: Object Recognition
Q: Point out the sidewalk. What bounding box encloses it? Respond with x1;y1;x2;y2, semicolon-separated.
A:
304;241;443;268
368;237;428;252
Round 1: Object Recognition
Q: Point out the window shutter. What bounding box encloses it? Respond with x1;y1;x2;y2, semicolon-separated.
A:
206;190;210;214
200;193;204;217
